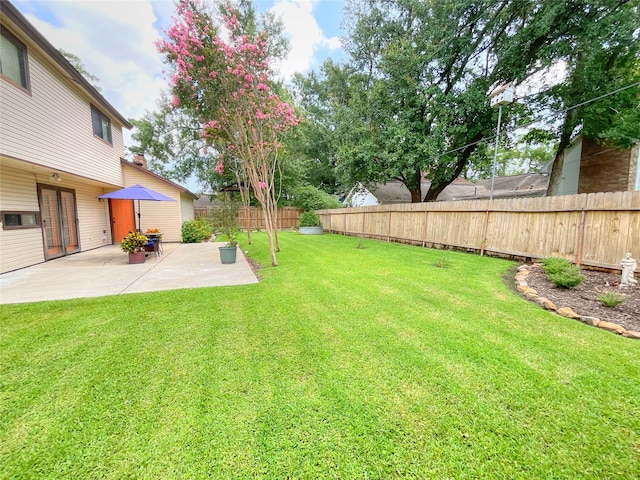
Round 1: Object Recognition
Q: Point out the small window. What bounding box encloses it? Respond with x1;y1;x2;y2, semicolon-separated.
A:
0;28;29;89
2;211;40;230
91;104;112;144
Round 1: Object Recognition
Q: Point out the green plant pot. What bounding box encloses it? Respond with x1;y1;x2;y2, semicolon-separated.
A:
219;245;238;264
128;251;146;264
299;226;323;235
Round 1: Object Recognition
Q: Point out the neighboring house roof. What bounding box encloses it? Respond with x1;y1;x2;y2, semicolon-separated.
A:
194;196;215;208
475;173;549;199
370;180;427;204
369;177;485;203
193;195;229;208
1;1;132;129
365;173;549;204
436;177;491;201
121;159;199;199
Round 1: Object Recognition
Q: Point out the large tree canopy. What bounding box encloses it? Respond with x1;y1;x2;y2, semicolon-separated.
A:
317;0;639;202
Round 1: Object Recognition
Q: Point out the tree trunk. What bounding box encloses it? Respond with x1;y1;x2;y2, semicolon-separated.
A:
423;133;483;202
424;182;448;202
271;201;280;252
260;202;278;267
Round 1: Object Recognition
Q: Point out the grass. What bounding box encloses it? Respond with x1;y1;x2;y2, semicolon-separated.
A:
1;233;639;479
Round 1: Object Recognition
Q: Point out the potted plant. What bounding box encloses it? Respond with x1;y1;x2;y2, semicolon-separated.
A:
121;231;148;264
298;211;323;235
210;201;241;264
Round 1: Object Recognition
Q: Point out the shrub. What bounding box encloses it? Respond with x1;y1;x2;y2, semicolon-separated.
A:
542;257;572;275
547;267;584;288
182;218;213;243
299;211;322;227
292;185;342;212
598;291;625;308
542;256;584;288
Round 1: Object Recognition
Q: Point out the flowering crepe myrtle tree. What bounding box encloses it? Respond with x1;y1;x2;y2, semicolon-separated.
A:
158;0;300;266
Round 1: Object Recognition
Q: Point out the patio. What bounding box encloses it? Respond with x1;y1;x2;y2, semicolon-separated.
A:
0;242;258;304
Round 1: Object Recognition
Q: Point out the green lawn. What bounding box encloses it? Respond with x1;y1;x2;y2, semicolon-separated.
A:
1;232;638;479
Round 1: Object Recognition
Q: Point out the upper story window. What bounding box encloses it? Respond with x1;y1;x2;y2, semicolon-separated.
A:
91;104;112;144
0;28;30;90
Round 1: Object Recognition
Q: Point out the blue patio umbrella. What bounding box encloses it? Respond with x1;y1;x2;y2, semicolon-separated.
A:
97;184;176;231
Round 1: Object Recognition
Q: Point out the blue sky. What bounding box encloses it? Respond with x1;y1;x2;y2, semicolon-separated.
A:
14;0;347;127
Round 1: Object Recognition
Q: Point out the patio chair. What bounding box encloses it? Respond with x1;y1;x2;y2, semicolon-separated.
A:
144;236;161;258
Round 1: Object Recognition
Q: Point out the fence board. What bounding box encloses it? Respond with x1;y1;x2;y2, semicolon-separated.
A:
195;206;301;230
317;191;640;270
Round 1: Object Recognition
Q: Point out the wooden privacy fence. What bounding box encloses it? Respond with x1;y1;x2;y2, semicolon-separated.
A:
195;206;301;230
317;191;640;271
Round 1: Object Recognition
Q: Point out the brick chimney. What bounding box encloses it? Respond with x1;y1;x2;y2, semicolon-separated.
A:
133;154;148;169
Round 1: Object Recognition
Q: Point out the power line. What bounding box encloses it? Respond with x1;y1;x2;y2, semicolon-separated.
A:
438;80;640;158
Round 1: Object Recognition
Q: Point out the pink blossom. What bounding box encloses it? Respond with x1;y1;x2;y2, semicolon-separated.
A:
215;161;224;174
258;181;267;189
172;95;181;107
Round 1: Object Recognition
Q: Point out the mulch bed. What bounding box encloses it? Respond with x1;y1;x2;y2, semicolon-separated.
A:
524;264;640;333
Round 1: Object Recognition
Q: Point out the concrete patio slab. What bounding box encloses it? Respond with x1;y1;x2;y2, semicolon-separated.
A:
0;242;258;304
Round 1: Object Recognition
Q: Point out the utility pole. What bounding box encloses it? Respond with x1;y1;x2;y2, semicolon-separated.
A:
488;84;514;200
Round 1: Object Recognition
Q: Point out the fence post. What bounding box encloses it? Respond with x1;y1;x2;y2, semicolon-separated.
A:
480;209;490;256
422;209;428;248
575;209;586;266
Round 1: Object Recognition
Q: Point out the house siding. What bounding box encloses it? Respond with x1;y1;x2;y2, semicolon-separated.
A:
556;140;582;196
0;35;124;187
180;194;195;223
630;143;639;191
75;183;113;250
122;167;186;242
0;166;46;273
578;138;632;194
0;164;114;273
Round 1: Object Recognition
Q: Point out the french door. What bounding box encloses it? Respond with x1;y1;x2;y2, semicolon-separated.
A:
38;185;80;260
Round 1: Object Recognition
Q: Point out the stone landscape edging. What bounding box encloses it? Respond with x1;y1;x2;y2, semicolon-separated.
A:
515;265;640;340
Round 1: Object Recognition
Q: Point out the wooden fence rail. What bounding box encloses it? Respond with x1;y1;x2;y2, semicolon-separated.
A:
317;191;640;271
195;206;302;230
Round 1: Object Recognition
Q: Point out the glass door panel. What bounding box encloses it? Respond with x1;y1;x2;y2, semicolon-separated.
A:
61;191;79;253
40;187;64;259
38;185;81;260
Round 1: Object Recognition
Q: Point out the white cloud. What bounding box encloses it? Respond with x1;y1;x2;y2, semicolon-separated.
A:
270;0;342;78
23;0;168;123
18;0;343;150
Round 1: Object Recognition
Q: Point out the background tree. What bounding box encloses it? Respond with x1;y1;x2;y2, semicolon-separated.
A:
59;49;101;91
129;93;228;191
541;7;640;194
288;60;354;194
327;0;639;202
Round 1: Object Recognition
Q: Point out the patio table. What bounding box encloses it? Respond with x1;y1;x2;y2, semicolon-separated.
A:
144;233;163;256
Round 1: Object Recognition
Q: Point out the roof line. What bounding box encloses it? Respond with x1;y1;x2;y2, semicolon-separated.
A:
1;1;132;130
121;159;199;199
